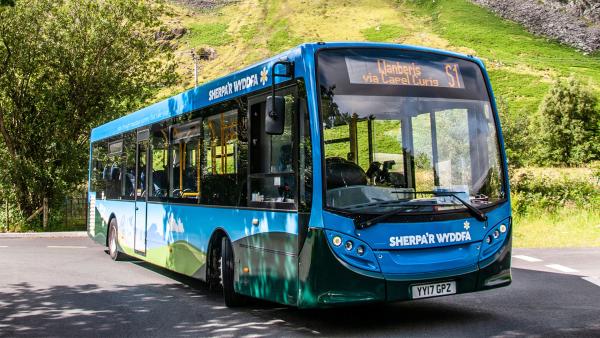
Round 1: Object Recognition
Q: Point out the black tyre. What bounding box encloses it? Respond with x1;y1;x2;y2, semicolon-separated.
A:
221;237;245;307
108;218;125;261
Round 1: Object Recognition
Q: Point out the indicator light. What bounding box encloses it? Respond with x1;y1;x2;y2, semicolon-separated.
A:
332;236;342;246
345;240;353;251
356;245;365;256
493;230;500;239
486;236;492;244
500;224;507;233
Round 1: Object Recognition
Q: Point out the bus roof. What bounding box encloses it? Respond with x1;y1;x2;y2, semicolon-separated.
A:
90;42;480;143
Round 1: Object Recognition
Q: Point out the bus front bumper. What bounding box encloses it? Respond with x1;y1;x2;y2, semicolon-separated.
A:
297;228;511;308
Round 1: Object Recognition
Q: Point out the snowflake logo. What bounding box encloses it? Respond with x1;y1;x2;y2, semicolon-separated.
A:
463;221;470;231
260;66;269;85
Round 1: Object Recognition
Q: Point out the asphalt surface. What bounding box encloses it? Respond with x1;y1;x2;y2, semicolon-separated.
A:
1;237;599;337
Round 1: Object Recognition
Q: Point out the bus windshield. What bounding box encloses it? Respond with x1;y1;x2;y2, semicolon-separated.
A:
317;48;505;215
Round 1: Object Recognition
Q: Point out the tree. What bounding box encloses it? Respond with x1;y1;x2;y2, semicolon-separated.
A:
0;0;15;7
496;95;531;168
0;0;176;220
532;76;600;166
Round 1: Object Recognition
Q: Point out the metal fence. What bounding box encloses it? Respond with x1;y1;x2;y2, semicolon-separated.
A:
61;197;88;230
1;195;88;232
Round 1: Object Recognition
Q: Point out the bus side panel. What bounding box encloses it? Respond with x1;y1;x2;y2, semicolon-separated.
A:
107;200;136;254
90;199;136;252
234;230;299;306
144;202;207;278
141;203;299;298
87;192;107;245
94;200;301;305
297;228;386;308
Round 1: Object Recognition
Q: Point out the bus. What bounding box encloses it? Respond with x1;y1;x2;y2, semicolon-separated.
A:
88;42;512;308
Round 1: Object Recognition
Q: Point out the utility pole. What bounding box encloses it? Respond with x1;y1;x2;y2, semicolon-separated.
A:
190;49;199;87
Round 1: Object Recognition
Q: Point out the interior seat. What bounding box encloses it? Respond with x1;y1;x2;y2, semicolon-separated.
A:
325;157;367;189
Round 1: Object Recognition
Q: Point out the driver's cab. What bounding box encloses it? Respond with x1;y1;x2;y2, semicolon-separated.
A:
323;114;415;210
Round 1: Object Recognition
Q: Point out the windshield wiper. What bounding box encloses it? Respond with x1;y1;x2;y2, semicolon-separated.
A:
429;191;488;222
354;191;487;229
354;202;433;229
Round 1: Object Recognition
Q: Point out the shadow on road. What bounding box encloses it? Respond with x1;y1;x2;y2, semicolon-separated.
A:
1;262;599;337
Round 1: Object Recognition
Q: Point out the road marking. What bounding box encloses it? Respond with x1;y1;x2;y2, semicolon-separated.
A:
0;245;7;248
513;255;543;262
47;245;87;249
546;264;578;273
582;277;600;288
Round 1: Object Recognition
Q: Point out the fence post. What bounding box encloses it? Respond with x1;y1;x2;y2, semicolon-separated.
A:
65;197;69;229
5;199;8;232
43;197;48;229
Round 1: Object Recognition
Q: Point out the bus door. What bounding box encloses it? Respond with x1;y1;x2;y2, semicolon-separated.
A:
134;129;150;254
241;89;300;304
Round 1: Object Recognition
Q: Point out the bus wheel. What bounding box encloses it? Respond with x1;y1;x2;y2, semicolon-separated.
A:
220;237;245;307
108;218;125;261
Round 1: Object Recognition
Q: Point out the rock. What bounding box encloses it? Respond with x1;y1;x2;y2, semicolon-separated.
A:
171;0;238;11
471;0;600;53
155;27;187;41
171;27;187;39
197;47;217;61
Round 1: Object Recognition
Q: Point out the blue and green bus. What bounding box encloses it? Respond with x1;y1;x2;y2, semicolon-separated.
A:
88;42;512;308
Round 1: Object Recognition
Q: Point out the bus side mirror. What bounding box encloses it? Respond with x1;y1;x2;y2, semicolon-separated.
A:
265;96;285;135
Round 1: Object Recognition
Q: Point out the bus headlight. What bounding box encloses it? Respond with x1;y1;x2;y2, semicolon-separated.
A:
332;236;342;246
345;240;353;251
480;217;511;262
356;245;365;256
326;230;380;272
499;224;507;233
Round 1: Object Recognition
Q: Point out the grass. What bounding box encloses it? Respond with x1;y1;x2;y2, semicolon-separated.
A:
513;208;600;248
361;24;407;42
186;22;233;46
239;23;259;42
266;19;303;53
511;166;600;248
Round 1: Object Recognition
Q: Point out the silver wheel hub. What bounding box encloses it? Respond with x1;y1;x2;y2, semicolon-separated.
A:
219;256;223;287
109;227;116;254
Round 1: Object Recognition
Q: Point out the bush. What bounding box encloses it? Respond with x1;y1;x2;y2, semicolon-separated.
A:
496;95;531;168
510;169;600;215
532;76;600;166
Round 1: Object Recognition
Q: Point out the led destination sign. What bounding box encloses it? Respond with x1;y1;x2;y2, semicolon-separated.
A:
345;56;465;89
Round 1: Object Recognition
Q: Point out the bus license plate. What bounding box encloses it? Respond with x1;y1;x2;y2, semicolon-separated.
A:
411;281;456;299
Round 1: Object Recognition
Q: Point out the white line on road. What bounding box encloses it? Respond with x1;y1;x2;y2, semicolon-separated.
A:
47;245;87;249
513;255;543;262
582;277;600;288
546;264;578;273
0;245;7;248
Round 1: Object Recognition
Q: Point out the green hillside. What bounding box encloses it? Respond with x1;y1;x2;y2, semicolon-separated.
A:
160;0;600;117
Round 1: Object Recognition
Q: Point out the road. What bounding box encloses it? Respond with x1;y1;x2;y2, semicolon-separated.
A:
0;236;599;337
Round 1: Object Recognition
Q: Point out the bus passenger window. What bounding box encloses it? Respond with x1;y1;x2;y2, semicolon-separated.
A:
121;132;136;198
201;109;246;206
149;123;169;199
170;119;201;200
91;141;108;199
105;139;123;199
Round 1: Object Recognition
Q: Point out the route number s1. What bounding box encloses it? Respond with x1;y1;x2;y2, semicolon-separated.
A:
445;64;461;88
